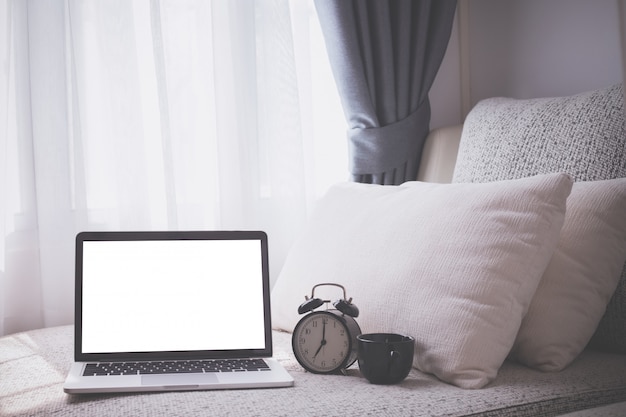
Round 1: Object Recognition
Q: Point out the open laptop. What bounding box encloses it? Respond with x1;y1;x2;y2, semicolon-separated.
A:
63;230;294;394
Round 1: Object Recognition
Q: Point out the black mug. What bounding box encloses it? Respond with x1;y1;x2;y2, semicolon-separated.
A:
357;333;414;384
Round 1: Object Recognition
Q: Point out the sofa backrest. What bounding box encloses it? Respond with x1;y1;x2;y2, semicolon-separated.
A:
416;124;462;183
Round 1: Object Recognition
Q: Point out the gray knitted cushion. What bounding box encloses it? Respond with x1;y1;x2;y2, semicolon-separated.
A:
452;83;626;353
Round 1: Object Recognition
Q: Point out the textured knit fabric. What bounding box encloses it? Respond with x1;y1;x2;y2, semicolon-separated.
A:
2;326;626;417
452;84;625;183
452;84;626;354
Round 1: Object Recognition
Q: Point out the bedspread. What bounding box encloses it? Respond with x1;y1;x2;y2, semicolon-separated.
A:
2;326;626;417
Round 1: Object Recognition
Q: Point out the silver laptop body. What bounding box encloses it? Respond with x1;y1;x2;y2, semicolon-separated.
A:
63;230;293;394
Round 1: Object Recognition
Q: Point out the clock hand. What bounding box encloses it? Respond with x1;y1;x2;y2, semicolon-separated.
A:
313;339;326;358
313;319;327;359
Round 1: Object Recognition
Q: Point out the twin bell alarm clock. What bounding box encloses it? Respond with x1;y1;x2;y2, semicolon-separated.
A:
291;283;361;374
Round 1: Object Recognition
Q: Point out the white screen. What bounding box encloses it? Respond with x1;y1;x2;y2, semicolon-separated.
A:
81;239;267;353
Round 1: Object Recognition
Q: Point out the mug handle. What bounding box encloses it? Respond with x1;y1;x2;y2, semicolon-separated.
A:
388;349;401;371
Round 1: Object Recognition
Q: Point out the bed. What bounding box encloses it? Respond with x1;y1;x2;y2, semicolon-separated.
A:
2;84;625;416
1;325;625;416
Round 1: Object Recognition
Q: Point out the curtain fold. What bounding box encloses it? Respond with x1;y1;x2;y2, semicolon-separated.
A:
315;0;457;184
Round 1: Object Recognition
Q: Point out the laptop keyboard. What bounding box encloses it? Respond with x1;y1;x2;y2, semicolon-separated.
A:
83;359;271;376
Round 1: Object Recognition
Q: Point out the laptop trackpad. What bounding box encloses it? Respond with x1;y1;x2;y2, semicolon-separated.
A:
141;373;219;386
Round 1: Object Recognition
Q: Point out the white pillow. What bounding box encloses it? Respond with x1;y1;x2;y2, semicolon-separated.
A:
271;173;573;389
510;178;626;371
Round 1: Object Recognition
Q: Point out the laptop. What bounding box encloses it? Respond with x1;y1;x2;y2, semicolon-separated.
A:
63;230;294;394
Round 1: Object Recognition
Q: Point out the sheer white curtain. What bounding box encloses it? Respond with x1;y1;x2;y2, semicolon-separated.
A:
0;0;346;336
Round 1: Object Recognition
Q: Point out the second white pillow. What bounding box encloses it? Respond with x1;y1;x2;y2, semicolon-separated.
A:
510;178;626;371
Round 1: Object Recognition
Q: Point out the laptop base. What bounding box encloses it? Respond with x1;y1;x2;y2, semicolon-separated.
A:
64;358;293;394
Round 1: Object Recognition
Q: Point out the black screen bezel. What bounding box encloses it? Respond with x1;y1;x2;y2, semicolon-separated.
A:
74;230;273;362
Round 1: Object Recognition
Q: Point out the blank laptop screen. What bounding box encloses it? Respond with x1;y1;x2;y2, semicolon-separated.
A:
79;235;268;355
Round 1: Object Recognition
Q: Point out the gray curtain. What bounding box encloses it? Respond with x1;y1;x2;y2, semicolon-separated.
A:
315;0;457;184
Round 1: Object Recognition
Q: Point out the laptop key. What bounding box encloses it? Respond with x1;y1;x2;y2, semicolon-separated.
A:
83;359;270;376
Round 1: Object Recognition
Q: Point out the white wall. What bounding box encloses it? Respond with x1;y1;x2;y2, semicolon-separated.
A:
430;0;624;129
430;8;462;130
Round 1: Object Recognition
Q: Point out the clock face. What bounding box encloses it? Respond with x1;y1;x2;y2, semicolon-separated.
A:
292;311;352;373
